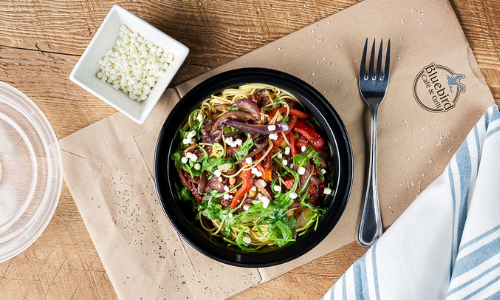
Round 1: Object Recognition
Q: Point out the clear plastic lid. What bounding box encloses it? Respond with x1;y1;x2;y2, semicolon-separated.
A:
0;82;63;262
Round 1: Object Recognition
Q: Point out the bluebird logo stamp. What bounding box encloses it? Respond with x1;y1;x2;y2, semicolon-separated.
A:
413;63;466;112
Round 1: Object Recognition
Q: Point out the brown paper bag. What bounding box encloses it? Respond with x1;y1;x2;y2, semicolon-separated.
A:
59;0;495;298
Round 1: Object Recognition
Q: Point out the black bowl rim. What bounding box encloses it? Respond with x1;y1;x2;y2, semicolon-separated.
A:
154;67;353;267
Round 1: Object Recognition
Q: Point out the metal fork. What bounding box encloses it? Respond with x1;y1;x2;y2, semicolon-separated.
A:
357;38;391;248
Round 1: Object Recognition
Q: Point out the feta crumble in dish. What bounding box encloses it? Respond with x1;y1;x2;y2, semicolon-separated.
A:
96;25;174;102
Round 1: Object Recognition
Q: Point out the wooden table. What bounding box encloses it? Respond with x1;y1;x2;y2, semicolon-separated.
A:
0;0;499;299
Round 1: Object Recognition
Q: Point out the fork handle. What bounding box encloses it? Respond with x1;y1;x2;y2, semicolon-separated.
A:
357;106;383;248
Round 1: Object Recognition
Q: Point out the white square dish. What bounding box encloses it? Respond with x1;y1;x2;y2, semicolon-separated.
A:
69;5;189;124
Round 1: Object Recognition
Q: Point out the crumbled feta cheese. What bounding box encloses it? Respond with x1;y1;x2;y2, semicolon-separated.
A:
301;145;306;152
298;167;306;175
228;213;233;218
235;139;243;146
260;196;270;208
282;159;288;166
181;157;188;164
258;179;267;187
284;147;290;155
187;130;197;138
245;157;253;164
289;192;298;199
269;133;279;140
324;187;332;195
251;168;258;175
186;152;197;162
183;138;194;145
197;113;203;122
250;186;257;191
214;170;222;177
194;163;201;170
243;236;252;244
96;25;173;102
256;171;263;177
277;153;283;159
243;205;249;211
290;163;294;168
225;137;239;147
274;185;282;192
223;194;231;200
267;125;276;131
218;177;223;182
224;186;229;192
320;168;327;175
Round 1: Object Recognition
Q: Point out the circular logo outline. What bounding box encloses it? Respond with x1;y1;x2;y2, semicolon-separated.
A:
413;63;465;113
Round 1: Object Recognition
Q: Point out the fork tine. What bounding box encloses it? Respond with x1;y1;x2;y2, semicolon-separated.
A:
376;39;383;79
368;39;376;79
360;38;368;79
384;39;391;80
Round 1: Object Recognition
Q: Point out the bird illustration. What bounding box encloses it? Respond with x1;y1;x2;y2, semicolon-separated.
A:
446;74;466;93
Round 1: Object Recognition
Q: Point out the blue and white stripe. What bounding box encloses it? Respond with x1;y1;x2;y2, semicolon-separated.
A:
323;106;500;300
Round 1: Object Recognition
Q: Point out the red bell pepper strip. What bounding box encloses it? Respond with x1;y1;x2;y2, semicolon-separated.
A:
258;152;273;176
284;179;294;190
230;169;253;209
185;143;197;153
295;135;308;148
288;116;298;131
268;107;313;120
293;120;325;150
256;163;273;181
270;133;285;153
286;130;297;156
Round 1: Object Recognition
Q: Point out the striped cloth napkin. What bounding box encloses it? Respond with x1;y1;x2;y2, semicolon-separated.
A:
323;106;500;300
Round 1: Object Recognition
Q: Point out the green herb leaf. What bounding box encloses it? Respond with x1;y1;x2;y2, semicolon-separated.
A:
171;150;184;171
234;135;254;162
224;126;237;134
226;106;239;111
292;145;323;168
201;198;224;221
180;186;195;201
273;158;300;193
202;157;235;174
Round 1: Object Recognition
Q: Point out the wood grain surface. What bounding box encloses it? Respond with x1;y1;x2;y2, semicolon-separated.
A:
0;0;499;299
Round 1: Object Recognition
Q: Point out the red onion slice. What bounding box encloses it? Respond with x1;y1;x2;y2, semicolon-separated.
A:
247;137;269;158
212;111;253;130
223;119;289;134
233;99;260;120
198;171;208;195
254;178;272;200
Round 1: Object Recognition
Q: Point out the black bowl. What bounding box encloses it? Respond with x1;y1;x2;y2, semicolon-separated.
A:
154;68;353;267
